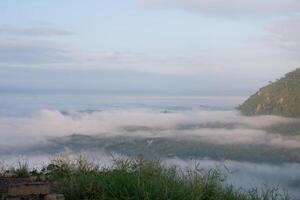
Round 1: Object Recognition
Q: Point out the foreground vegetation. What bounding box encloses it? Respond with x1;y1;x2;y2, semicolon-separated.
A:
0;157;293;200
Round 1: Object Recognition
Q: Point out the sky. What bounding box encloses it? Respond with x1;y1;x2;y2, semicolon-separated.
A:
0;0;299;95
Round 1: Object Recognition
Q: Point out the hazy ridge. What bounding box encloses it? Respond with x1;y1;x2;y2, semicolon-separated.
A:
239;69;300;117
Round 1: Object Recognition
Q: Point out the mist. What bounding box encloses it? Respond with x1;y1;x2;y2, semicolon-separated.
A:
0;109;299;149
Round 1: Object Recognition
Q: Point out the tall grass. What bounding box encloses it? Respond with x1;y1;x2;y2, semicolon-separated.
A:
35;156;291;200
0;159;30;177
0;156;292;199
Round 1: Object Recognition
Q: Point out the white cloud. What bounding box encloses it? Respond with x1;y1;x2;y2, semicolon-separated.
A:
0;109;299;148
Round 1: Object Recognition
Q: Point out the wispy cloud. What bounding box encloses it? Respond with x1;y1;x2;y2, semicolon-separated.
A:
0;38;209;75
0;19;298;82
0;39;71;64
265;17;300;56
138;0;300;17
0;37;296;88
0;24;75;37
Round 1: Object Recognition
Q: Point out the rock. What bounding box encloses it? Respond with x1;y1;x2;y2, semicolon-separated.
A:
6;198;21;200
44;194;65;200
7;182;50;196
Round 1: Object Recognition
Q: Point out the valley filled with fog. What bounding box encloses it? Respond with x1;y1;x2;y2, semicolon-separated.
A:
1;93;300;196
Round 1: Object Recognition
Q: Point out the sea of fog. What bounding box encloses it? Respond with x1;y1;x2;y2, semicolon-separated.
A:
0;92;300;197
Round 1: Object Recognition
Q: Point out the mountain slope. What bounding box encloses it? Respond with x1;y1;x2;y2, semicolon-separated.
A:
239;68;300;117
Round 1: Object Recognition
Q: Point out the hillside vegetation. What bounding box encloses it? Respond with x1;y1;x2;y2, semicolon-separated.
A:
239;68;300;117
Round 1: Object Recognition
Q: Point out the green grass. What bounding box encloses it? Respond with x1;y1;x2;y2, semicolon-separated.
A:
11;157;288;200
0;157;293;199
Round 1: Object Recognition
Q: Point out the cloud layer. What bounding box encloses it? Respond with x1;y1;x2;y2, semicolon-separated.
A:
0;109;299;148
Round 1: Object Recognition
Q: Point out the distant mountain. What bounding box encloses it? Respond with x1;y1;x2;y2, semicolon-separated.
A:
239;68;300;117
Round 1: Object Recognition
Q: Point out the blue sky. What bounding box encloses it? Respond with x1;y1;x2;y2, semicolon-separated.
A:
0;0;299;95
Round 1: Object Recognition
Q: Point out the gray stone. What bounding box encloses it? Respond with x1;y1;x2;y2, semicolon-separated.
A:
44;194;65;200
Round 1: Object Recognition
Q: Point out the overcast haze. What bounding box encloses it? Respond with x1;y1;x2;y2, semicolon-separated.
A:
1;0;299;95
